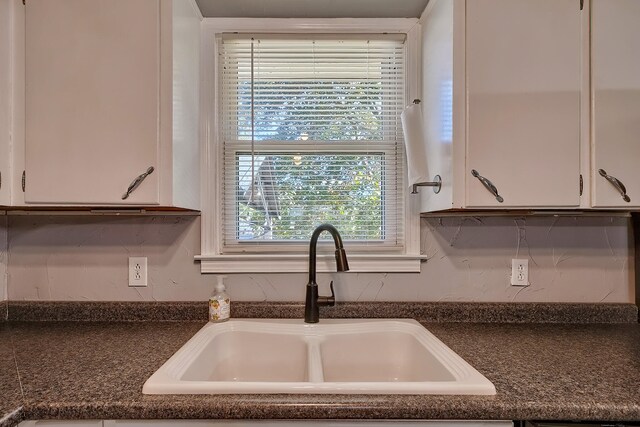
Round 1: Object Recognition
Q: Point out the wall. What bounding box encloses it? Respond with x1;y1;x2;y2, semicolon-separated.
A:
0;0;9;308
634;214;640;315
0;216;7;302
6;215;633;303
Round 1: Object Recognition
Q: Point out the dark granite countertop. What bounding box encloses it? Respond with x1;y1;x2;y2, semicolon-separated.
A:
1;303;639;426
0;324;22;427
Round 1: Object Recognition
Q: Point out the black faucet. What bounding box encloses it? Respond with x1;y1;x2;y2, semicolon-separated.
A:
305;224;349;323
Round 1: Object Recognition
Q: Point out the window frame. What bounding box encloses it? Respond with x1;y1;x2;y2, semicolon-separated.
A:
197;18;425;273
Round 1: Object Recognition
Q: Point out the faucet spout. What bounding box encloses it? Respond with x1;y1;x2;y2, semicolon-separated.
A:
305;224;349;323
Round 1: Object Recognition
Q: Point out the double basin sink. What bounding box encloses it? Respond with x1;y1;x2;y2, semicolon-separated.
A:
143;319;496;395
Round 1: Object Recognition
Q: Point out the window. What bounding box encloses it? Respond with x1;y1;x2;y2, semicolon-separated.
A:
220;35;405;248
199;20;424;273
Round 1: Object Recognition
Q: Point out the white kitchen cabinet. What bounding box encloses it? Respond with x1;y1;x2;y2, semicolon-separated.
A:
419;0;584;212
2;0;26;207
21;0;201;208
591;0;640;208
0;0;13;206
465;0;582;208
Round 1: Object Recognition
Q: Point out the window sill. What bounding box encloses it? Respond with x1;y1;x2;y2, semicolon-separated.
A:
195;254;427;273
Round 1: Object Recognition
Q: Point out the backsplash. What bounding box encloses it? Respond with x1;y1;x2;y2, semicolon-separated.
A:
1;216;6;302
5;215;633;303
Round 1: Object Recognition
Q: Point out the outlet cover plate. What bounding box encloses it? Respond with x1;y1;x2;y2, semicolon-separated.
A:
129;257;148;287
510;259;529;287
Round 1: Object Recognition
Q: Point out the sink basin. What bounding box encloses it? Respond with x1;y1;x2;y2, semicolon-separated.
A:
143;319;496;395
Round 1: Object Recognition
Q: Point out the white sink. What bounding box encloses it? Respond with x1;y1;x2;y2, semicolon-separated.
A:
143;319;496;395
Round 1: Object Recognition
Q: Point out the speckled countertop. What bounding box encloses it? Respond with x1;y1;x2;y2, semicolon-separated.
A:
1;302;639;426
0;324;22;427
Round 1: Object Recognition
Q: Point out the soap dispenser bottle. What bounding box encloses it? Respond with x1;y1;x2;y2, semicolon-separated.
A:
209;275;230;322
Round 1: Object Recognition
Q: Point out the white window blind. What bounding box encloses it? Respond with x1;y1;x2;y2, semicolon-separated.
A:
219;34;406;251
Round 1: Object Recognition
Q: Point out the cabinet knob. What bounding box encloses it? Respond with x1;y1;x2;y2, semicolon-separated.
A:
122;166;155;200
598;169;630;203
471;169;504;203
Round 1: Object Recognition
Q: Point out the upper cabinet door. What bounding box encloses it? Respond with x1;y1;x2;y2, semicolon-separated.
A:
591;0;640;208
0;0;10;206
25;0;160;205
465;0;582;208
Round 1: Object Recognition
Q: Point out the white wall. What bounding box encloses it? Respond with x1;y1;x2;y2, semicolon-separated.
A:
0;0;10;303
0;216;7;302
6;215;633;303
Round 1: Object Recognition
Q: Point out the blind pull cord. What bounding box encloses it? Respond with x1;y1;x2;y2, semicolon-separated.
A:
250;37;256;204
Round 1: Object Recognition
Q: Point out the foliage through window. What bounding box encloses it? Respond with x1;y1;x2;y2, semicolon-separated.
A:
219;35;405;248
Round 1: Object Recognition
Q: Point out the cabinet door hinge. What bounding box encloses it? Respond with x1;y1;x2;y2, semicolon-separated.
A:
579;174;583;196
0;171;2;190
21;170;25;192
580;0;584;10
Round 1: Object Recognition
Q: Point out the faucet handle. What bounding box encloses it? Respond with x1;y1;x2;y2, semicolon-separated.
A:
317;281;336;307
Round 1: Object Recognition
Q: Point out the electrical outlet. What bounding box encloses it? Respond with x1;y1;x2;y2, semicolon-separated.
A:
129;257;147;287
510;259;529;286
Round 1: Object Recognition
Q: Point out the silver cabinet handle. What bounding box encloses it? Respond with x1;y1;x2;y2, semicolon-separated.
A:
122;166;154;200
598;169;630;203
471;169;504;203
